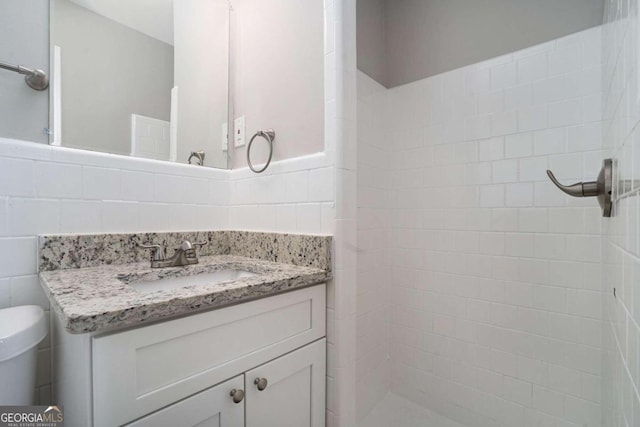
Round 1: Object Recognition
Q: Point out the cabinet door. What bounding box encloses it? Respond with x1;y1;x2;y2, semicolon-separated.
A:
125;375;244;427
245;339;325;427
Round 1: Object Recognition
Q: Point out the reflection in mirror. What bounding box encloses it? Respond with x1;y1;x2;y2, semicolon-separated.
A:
50;0;230;168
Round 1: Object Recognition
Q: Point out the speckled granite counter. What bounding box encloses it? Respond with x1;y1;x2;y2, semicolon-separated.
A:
38;231;332;334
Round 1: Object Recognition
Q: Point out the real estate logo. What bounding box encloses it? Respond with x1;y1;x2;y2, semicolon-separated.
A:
0;406;63;427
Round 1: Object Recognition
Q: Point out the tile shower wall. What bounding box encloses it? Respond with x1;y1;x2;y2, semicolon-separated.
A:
0;138;229;403
356;72;391;420
601;1;640;426
382;26;604;427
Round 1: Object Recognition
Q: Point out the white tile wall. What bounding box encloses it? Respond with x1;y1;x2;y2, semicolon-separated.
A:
356;25;605;427
356;72;391;421
602;1;640;426
227;154;335;234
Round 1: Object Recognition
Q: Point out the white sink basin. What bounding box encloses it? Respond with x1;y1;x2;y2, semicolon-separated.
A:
129;270;258;293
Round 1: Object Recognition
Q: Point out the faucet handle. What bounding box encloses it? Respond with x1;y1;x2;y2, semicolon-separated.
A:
192;241;208;249
178;240;207;250
138;243;165;261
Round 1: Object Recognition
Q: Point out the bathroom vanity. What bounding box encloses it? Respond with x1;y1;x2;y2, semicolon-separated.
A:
38;231;331;427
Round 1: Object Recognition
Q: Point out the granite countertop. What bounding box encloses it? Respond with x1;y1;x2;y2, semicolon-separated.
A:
40;255;330;334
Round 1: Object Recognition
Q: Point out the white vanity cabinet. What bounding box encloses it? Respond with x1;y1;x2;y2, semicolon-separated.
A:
128;339;326;427
51;284;326;427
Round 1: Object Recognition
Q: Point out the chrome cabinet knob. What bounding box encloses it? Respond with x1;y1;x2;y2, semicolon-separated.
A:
230;389;244;403
254;377;268;391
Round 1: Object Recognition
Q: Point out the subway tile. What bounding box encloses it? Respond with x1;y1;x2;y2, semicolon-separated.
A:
11;275;49;309
8;198;60;236
492;62;518;91
533;386;565;418
34;162;82;199
548;99;583;128
519;105;548;132
548;42;583;76
517;52;548;84
505;84;533;110
465;115;491;140
309;168;335;201
533;128;566;155
492;159;519;183
60;200;102;233
121;170;156;202
505;133;533;159
0;237;37;277
101;201;140;232
285;171;310;203
296;204;322;233
0;158;35;197
479;137;505;161
506;183;533;207
0;279;11;309
478;91;504;115
491;111;518;137
503;375;533;406
480;185;505;208
519;157;548;182
82;167;121;200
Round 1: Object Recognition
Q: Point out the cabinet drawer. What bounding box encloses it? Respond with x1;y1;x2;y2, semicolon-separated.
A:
92;284;325;427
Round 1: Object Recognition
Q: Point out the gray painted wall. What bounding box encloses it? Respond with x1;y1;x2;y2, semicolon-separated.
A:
231;0;324;168
174;0;229;168
358;0;604;88
357;0;386;87
53;0;173;156
0;0;50;143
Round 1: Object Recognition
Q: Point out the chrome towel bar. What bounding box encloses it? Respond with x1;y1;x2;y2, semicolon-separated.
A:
0;60;49;91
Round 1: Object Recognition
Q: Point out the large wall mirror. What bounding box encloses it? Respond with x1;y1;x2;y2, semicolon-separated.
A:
50;0;230;169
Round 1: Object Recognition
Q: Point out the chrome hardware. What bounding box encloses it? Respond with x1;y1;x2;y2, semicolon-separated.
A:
138;240;207;268
546;158;612;217
188;151;205;166
254;377;268;391
0;61;49;91
247;129;275;173
230;389;245;403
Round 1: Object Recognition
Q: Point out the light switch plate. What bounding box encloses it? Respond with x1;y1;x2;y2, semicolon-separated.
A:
234;116;245;147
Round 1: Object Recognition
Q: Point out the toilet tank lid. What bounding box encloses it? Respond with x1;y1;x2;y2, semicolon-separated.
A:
0;305;47;362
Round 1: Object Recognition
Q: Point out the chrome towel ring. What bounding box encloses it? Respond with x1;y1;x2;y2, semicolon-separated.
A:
247;129;276;173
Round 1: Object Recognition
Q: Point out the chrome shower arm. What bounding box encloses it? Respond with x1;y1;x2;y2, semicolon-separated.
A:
0;60;49;91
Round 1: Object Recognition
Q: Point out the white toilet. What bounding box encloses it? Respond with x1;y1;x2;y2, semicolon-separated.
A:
0;305;47;405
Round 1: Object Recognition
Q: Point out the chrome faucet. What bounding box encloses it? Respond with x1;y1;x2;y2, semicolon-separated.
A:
139;240;208;268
